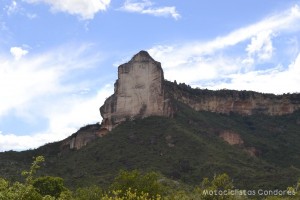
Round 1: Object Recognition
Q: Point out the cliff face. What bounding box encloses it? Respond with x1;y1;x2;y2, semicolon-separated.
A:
62;50;300;150
99;50;300;132
165;81;300;116
100;51;173;131
60;124;103;150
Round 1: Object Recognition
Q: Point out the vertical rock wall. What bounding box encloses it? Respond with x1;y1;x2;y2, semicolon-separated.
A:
100;51;172;131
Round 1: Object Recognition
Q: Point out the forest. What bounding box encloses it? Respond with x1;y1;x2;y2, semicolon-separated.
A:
0;156;299;200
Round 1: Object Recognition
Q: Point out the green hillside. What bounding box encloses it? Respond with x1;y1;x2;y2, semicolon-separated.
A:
1;100;300;191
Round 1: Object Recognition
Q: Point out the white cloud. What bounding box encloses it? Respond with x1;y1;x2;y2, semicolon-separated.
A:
2;1;38;20
0;85;113;151
208;53;300;94
244;30;274;65
46;85;113;135
121;0;180;20
0;44;113;151
1;44;102;117
24;0;111;20
10;47;29;60
147;4;300;94
5;0;19;15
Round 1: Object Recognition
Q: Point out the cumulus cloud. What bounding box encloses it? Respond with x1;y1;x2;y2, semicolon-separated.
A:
148;4;300;94
121;0;180;20
0;44;113;151
10;47;29;60
24;0;111;20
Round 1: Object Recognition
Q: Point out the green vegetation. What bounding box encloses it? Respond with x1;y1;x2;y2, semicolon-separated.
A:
1;103;300;190
165;80;300;101
110;170;163;198
0;156;299;199
1;87;300;197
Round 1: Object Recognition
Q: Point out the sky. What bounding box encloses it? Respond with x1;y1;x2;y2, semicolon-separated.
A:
1;0;300;151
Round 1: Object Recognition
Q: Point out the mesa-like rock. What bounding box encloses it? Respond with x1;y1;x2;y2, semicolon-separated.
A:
62;50;300;150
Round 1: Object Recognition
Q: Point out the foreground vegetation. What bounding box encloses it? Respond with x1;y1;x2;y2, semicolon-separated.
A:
0;156;299;200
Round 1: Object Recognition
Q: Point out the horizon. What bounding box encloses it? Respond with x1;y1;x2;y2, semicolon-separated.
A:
1;0;300;151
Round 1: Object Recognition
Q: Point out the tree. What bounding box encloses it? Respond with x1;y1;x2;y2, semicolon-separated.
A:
110;170;164;199
1;156;71;200
0;178;9;199
3;182;42;200
73;185;103;200
195;173;235;200
33;176;67;198
22;156;45;185
102;188;162;200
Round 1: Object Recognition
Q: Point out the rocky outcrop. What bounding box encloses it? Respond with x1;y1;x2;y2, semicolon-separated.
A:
219;130;244;146
60;124;102;150
219;130;261;157
100;50;300;132
245;147;261;157
100;51;173;131
62;50;300;150
165;81;300;116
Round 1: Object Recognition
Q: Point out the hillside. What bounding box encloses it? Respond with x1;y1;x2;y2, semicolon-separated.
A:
1;50;300;193
1;98;300;190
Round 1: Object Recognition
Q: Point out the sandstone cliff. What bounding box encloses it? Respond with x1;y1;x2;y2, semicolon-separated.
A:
60;124;103;150
165;81;300;116
99;50;300;132
100;51;173;131
62;50;300;150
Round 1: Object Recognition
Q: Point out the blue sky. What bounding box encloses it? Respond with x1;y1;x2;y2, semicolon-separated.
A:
1;0;300;151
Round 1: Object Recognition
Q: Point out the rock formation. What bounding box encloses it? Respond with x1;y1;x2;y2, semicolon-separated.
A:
218;130;261;157
219;130;244;146
100;50;300;132
62;50;300;150
164;81;300;116
60;124;103;150
100;51;173;132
